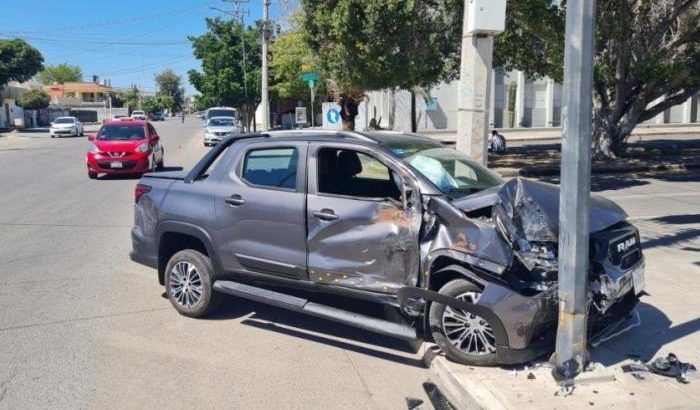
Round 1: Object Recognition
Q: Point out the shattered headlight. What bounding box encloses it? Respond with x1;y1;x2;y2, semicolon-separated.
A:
516;240;558;272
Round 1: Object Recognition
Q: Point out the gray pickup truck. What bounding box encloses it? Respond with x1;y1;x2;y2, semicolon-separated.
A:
130;131;645;366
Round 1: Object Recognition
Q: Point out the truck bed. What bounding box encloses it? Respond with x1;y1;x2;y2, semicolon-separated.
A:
142;170;187;180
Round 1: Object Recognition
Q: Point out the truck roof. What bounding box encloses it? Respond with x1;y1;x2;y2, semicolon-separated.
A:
217;130;440;146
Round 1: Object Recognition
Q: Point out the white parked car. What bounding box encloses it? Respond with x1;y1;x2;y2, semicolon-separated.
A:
50;117;83;138
131;110;147;120
204;116;240;146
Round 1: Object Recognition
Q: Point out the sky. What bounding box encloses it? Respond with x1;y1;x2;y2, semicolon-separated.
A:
0;0;296;95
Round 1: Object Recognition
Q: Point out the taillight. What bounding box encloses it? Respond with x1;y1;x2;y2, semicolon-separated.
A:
135;184;151;203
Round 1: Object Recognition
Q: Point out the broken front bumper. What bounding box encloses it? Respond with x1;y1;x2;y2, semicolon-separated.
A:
400;282;640;365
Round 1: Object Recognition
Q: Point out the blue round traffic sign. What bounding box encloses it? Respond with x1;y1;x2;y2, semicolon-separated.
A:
327;108;340;124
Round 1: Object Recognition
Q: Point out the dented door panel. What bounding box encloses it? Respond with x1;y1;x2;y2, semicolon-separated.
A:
306;142;423;293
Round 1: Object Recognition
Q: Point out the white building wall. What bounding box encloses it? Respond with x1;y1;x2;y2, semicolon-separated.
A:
364;74;699;132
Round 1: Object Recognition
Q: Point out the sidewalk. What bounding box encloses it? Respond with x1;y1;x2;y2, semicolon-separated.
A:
422;123;700;143
432;356;700;410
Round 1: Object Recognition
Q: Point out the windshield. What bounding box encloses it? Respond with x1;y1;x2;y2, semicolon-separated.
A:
132;111;144;115
54;118;74;124
386;140;503;198
98;125;146;141
208;118;235;127
208;109;236;118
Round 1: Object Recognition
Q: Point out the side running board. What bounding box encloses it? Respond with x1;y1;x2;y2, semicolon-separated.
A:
213;280;418;342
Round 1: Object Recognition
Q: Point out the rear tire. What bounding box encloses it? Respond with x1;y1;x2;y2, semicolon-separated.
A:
164;249;221;318
429;279;498;366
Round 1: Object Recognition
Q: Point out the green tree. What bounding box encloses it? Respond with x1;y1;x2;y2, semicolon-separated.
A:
0;39;44;86
36;63;83;85
270;28;320;101
16;89;50;109
492;0;700;157
117;85;141;113
188;17;263;130
301;0;461;130
154;68;184;108
141;96;162;115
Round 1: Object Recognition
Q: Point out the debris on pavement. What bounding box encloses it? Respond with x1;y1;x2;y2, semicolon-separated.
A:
646;353;696;383
405;397;424;410
422;381;454;410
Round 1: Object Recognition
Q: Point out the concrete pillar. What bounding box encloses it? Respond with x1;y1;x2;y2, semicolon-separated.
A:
514;70;526;128
456;34;494;166
653;96;665;124
682;96;693;123
545;78;555;127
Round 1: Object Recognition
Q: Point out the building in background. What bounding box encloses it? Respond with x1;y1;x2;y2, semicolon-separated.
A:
43;78;123;122
0;81;33;128
361;69;700;133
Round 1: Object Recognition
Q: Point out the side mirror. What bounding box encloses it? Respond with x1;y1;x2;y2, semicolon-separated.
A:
87;134;95;141
151;135;159;141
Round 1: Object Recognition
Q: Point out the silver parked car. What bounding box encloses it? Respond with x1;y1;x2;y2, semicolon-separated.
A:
203;116;240;146
50;117;83;138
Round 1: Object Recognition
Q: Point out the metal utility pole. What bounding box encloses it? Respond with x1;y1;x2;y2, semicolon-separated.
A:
455;0;505;167
218;0;251;131
553;0;597;381
260;0;270;131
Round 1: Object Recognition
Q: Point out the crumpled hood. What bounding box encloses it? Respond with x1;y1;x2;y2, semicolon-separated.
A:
492;178;628;244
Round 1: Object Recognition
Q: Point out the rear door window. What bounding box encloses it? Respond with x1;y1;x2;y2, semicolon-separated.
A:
242;148;298;190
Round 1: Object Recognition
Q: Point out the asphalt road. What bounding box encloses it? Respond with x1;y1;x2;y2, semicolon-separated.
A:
1;120;698;409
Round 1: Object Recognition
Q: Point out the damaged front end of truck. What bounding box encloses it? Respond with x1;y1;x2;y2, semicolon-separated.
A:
404;178;644;365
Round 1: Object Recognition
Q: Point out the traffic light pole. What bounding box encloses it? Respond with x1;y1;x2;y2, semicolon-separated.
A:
553;0;597;382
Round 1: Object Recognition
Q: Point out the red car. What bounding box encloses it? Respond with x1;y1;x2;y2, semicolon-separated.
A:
86;120;164;179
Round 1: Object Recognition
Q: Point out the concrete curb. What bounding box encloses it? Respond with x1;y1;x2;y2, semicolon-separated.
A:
495;162;700;178
431;357;507;410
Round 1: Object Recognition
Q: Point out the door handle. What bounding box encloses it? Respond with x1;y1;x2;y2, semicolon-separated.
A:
312;209;338;221
225;194;245;206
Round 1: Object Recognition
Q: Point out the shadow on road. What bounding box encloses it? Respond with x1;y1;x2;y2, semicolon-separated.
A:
201;290;429;368
96;166;184;180
592;302;700;366
539;174;652;192
639;214;700;250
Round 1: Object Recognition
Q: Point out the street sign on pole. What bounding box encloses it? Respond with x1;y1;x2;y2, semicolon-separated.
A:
322;102;342;130
553;0;597;382
301;72;320;128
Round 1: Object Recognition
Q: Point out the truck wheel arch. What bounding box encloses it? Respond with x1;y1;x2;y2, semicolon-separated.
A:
156;221;222;285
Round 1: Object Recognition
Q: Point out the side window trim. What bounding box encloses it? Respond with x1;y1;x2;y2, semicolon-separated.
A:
238;146;300;192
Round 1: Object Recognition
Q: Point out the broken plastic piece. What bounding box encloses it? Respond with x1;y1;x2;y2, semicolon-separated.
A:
422;381;454;410
647;353;696;383
405;397;424;410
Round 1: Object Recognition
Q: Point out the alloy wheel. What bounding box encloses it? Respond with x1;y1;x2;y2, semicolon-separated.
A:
442;291;497;355
169;261;204;309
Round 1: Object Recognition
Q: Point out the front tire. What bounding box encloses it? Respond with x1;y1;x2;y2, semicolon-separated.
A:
164;249;221;318
429;279;498;366
88;171;97;179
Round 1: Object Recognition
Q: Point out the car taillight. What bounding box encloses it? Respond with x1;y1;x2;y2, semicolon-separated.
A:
135;184;151;203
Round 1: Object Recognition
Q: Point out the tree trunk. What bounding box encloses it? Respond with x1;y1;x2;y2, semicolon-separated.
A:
338;93;359;131
410;90;417;133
